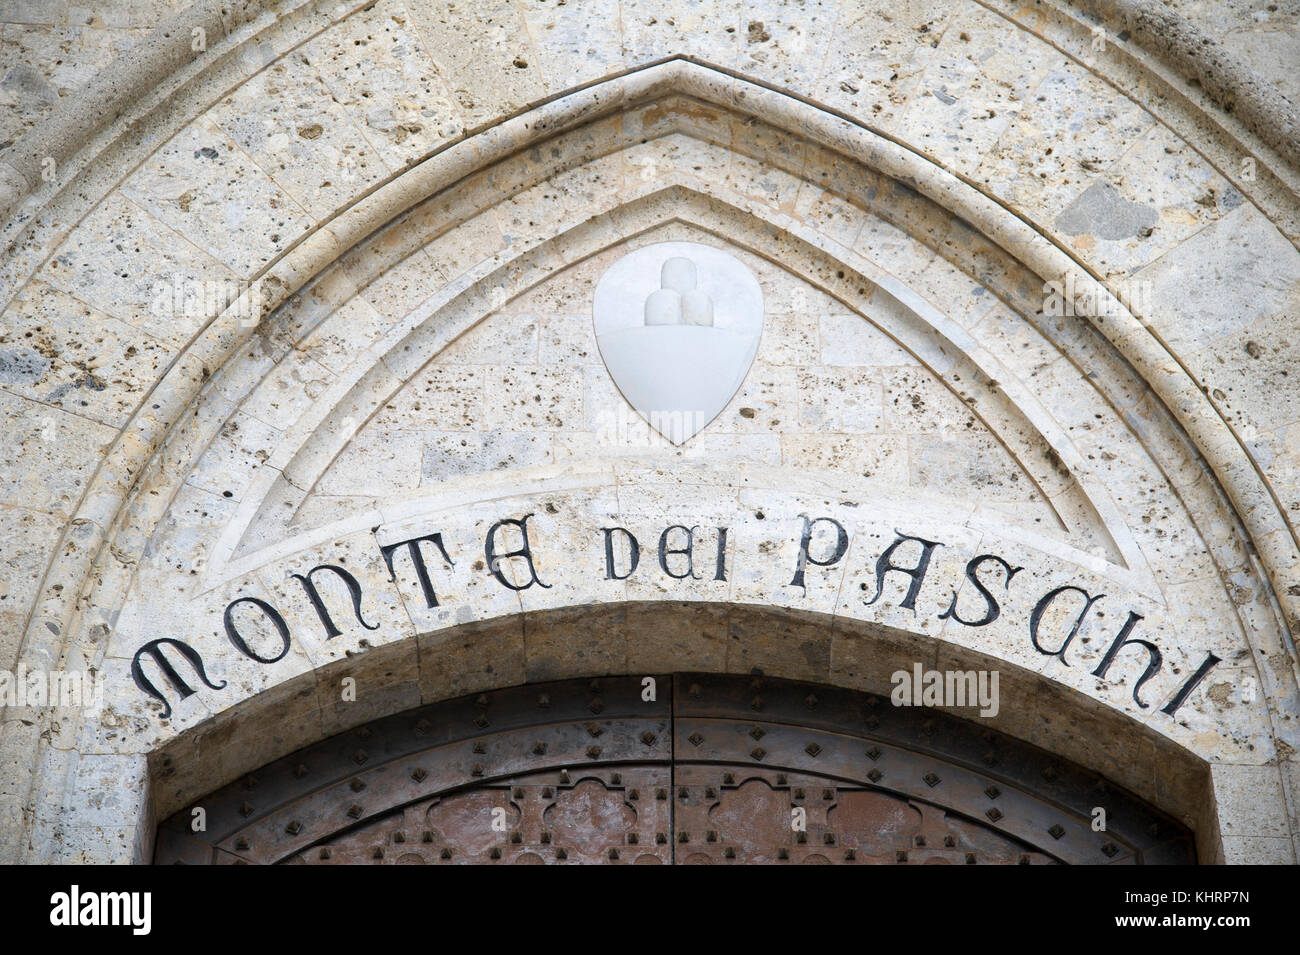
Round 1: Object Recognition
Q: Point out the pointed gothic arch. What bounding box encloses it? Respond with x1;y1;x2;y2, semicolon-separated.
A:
4;46;1296;864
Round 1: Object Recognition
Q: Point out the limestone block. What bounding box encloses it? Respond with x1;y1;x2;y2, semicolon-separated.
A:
809;0;949;129
208;57;388;219
120;119;314;277
404;0;549;129
301;0;465;170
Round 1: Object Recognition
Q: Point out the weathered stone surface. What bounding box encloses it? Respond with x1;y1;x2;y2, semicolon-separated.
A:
0;0;1296;866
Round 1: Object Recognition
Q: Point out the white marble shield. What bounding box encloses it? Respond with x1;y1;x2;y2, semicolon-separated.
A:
593;242;764;445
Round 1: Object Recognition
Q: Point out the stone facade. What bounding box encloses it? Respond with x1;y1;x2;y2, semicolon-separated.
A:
0;0;1298;864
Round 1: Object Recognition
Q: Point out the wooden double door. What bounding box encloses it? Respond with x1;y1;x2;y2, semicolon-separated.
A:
155;673;1195;864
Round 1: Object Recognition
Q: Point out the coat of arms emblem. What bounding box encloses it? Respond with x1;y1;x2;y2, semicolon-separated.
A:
593;241;764;445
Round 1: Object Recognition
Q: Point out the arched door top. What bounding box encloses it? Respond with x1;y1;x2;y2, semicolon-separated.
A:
155;672;1195;865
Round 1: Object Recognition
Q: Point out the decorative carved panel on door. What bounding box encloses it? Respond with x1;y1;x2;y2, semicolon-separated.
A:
155;674;1195;864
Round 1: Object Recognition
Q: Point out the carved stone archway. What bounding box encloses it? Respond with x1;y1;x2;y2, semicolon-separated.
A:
5;41;1296;866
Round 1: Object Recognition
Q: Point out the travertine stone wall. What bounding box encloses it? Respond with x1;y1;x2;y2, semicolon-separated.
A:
0;1;1297;864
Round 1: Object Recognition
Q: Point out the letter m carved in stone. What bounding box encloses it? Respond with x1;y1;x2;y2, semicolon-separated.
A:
130;638;227;719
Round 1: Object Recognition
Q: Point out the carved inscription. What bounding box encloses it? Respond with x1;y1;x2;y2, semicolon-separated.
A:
130;512;1221;723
